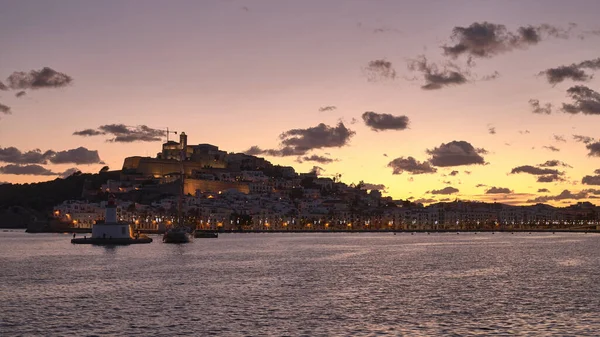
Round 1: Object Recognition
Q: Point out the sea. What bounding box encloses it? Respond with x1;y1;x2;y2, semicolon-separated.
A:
1;230;599;336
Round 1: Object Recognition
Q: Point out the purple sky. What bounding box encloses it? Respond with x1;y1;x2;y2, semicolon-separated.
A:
1;0;600;205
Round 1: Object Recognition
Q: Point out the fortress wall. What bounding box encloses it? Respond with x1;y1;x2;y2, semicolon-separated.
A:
184;179;250;195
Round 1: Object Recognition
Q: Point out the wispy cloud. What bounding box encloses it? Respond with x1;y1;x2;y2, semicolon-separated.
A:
73;124;166;142
362;111;409;131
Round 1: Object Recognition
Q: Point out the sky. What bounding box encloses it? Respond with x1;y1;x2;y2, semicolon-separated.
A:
1;0;600;206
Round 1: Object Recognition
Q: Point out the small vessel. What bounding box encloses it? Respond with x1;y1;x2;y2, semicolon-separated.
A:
163;226;192;243
194;230;219;239
71;198;152;245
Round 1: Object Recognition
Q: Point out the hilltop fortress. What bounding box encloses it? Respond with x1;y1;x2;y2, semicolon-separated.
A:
121;132;286;195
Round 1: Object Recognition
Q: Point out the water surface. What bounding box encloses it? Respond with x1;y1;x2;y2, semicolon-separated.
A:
1;231;599;336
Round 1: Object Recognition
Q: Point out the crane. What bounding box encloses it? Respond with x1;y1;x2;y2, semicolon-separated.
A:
165;127;178;143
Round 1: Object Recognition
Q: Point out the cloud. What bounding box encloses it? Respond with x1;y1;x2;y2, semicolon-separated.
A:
595;169;600;175
573;134;595;144
542;145;560;152
537;174;564;183
0;164;56;176
318;106;337;112
519;130;531;134
539;160;571;168
562;85;600;115
442;22;572;59
361;111;409;131
360;183;387;191
429;186;459;195
0;81;8;91
0;103;11;115
529;99;552;114
387;156;437;174
0;146;102;165
486;186;512;194
426;140;487;167
538;188;550;193
510;165;562;175
413;198;437;204
407;55;468;90
309;166;324;176
15;91;26;98
476;184;487;187
6;67;73;90
527;189;593;203
246;122;355;157
48;147;104;165
298;155;336;164
488;126;496;134
364;59;397;81
553;135;566;142
449;170;459;176
586;142;600;157
582;175;600;185
73;124;166;142
538;57;600;85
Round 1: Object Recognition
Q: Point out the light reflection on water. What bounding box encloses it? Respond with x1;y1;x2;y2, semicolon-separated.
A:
1;231;599;336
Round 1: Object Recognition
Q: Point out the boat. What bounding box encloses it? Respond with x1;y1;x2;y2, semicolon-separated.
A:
163;226;192;243
71;198;152;245
194;230;219;238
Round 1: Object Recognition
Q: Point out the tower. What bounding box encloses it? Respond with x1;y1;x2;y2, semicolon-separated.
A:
179;132;188;160
105;198;118;223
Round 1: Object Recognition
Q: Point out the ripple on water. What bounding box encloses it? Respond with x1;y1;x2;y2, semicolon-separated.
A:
1;232;600;336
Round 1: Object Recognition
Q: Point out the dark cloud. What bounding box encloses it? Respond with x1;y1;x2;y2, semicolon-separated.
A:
538;188;550;193
360;183;387;191
0;164;56;176
553;135;566;143
539;160;571;168
572;134;595;144
15;91;26;98
476;184;487;187
519;130;531;134
387;156;437;175
73;124;166;142
49;147;104;165
413;198;437;204
527;189;592;203
537;174;564;183
0;103;11;115
511;165;562;175
361;111;409;131
443;22;571;59
0;81;8;91
373;26;401;34
529;99;552;114
464;171;471;175
538;57;600;85
488;126;496;134
426;140;487;167
6;67;73;90
562;85;600;115
542;145;560;152
364;59;397;81
486;187;512;194
429;186;459;195
318;106;337;112
586;142;600;157
0;147;54;164
73;129;103;136
298;155;336;164
582;175;600;185
0;146;102;165
246;122;355;157
449;170;459;176
407;56;468;90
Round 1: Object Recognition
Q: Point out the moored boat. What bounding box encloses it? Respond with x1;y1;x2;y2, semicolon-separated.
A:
194;230;219;238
